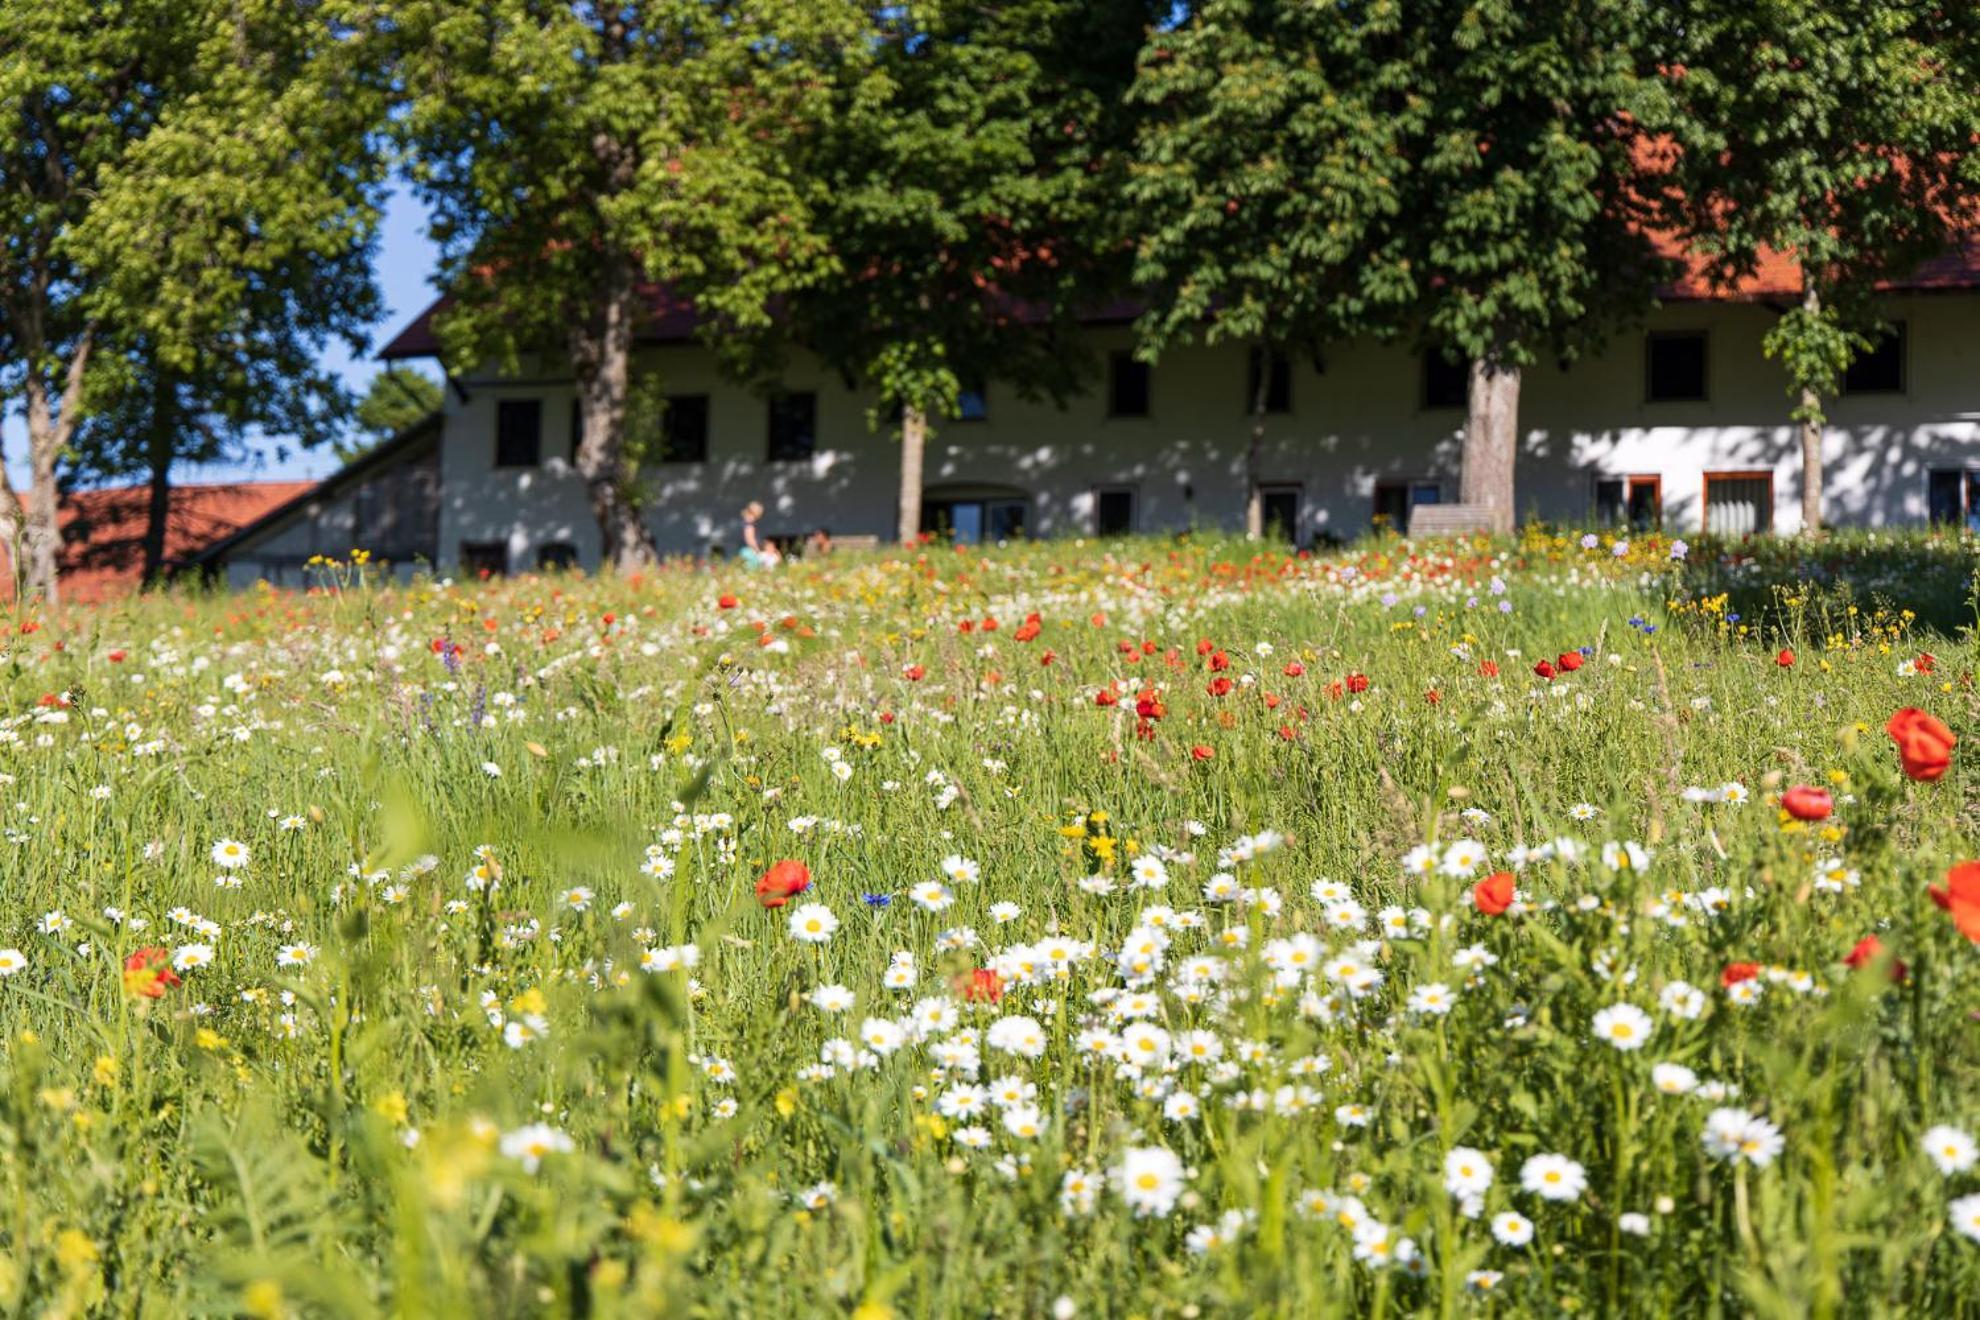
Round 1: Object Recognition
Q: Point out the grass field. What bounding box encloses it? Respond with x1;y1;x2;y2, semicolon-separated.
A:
0;528;1976;1317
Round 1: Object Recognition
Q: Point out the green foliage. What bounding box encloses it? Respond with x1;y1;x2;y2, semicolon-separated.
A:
799;0;1163;428
1663;2;1980;418
344;368;444;462
1128;0;1416;360
394;0;872;565
0;0;386;595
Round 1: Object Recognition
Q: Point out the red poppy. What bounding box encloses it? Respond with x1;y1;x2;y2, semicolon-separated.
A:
1720;962;1761;988
1013;615;1042;642
1134;693;1165;720
107;650;126;663
956;968;1003;1003
717;594;738;610
1344;673;1369;694
1842;934;1907;981
1780;785;1833;821
1094;689;1118;707
755;860;812;909
902;664;926;681
1887;707;1956;781
1195;639;1215;656
1478;660;1500;678
1929;861;1980;942
1282;661;1305;677
1916;652;1936;674
1208;650;1230;672
122;947;181;999
1207;677;1234;698
1472;871;1516;915
1533;660;1556;680
1189;744;1214;761
1776;648;1795;668
1556;651;1584;672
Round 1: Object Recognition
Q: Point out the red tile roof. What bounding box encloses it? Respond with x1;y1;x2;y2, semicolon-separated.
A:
380;235;1980;359
2;481;314;603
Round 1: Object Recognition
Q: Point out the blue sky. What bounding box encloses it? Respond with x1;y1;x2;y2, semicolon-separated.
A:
3;187;442;491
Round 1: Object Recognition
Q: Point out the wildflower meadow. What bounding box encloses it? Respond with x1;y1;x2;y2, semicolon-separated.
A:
1;529;1976;1317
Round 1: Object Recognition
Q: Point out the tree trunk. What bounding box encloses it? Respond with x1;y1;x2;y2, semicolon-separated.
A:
141;379;174;587
1245;343;1269;540
1799;285;1824;535
1460;355;1521;534
570;254;659;574
898;405;927;545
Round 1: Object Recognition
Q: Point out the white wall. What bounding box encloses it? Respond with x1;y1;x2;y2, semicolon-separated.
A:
421;293;1980;567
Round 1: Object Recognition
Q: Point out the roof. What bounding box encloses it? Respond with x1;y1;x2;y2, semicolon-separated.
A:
187;411;444;567
380;235;1980;359
1;480;314;604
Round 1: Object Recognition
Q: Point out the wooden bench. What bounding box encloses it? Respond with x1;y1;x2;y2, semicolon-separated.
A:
1407;503;1497;536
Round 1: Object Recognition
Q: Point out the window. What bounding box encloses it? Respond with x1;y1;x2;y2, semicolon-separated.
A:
1702;470;1773;536
1422;353;1467;409
1928;469;1980;530
1594;475;1662;530
766;392;816;462
1247;349;1292;414
1646;332;1708;402
661;394;710;463
537;542;578;571
1373;480;1442;530
1108;353;1150;417
458;541;507;578
924;496;1029;545
495;399;542;467
1844;324;1905;395
1258;484;1301;542
956;384;988;422
569;399;584;464
1094;486;1136;535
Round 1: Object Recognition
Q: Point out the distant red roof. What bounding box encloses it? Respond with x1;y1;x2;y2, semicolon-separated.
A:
2;481;314;604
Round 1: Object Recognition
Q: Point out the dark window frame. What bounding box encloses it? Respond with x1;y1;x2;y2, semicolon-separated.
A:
1842;323;1906;396
1702;469;1774;535
536;542;578;571
1593;474;1663;529
660;393;711;464
766;391;818;463
1093;484;1137;536
494;399;543;468
1926;467;1980;527
1422;353;1468;410
1246;349;1293;415
955;383;989;423
1645;331;1710;403
458;540;508;578
1108;352;1151;418
1257;482;1302;541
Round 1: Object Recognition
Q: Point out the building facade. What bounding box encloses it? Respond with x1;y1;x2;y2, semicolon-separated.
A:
208;285;1980;583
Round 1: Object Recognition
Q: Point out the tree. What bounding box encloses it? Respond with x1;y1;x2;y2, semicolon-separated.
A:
344;367;443;459
0;2;197;601
397;1;870;572
1;0;386;600
1662;3;1980;533
798;0;1163;544
1391;0;1679;533
1127;0;1417;538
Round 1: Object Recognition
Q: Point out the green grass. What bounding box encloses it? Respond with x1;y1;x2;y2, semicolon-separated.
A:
0;531;1975;1317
